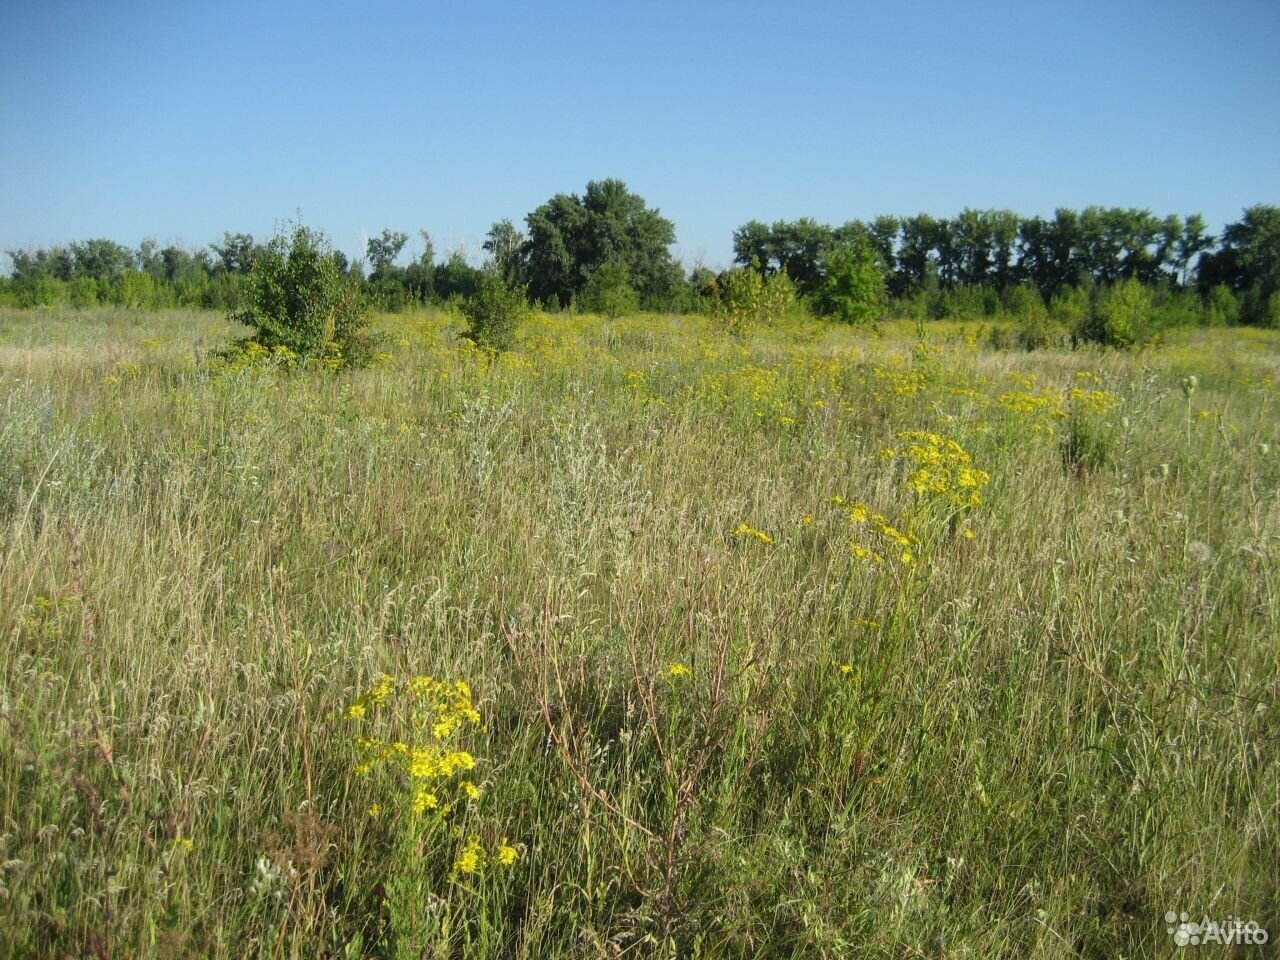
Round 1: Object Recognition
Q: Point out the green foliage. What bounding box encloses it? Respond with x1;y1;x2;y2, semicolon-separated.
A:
366;228;408;277
711;263;796;334
460;270;530;353
0;309;1276;957
814;239;886;324
433;253;483;302
989;285;1063;350
209;232;259;274
482;219;524;282
1147;285;1203;331
111;271;157;309
1204;284;1239;327
1265;290;1280;329
1060;407;1117;476
520;179;678;307
580;259;638;317
69;238;134;282
16;273;59;308
232;223;370;365
1077;277;1154;347
1198;204;1280;324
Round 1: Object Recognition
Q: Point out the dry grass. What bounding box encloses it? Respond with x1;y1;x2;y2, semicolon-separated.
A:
1;305;1277;958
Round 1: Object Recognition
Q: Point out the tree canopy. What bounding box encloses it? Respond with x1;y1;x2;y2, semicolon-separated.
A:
518;179;680;308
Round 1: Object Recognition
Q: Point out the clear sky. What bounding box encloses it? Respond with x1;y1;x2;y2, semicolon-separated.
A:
1;0;1277;270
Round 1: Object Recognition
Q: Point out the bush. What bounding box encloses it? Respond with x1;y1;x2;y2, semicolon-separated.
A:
16;274;59;308
461;271;530;353
111;271;156;309
68;277;102;308
711;265;796;335
1074;278;1153;347
1203;284;1239;327
232;223;370;365
580;259;638;318
814;240;886;324
998;283;1062;349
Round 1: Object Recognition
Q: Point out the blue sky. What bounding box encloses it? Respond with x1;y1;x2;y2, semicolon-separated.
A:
1;0;1277;269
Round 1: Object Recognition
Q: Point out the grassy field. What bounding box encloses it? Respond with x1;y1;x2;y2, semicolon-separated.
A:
1;305;1277;958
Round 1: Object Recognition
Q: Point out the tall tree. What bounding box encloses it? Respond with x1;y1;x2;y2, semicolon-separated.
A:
520;179;678;307
366;229;408;278
897;214;941;291
483;219;524;281
732;220;775;276
69;239;134;281
210;233;258;274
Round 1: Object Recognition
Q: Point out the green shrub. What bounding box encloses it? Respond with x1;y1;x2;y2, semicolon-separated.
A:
461;271;530;353
1000;283;1062;349
1074;278;1153;347
16;274;59;308
1050;284;1090;329
112;271;156;309
232;223;370;365
711;265;796;335
1203;284;1239;327
1148;286;1201;331
1263;290;1280;329
580;259;638;318
68;277;102;308
814;240;885;324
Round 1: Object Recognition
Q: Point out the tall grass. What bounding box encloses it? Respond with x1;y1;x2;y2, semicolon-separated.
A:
1;307;1276;958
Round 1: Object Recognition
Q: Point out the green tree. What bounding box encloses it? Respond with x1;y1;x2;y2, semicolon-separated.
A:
210;232;259;274
1172;214;1212;287
232;223;369;363
731;220;775;277
520;179;678;307
897;214;942;292
1199;205;1280;325
1203;284;1239;327
366;229;408;278
483;219;524;282
69;239;134;282
433;253;483;301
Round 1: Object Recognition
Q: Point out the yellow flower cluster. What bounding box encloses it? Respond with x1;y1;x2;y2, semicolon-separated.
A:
452;834;520;876
1068;387;1120;414
891;431;990;510
346;674;484;819
733;522;775;546
665;662;693;679
828;497;919;567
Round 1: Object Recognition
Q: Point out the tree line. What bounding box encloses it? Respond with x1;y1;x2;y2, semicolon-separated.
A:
4;185;1278;330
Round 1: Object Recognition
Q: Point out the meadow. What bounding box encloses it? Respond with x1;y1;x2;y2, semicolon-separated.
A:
0;305;1276;958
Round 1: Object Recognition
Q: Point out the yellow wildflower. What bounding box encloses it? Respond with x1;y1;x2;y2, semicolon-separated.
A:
494;841;519;867
734;522;775;546
454;835;485;874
